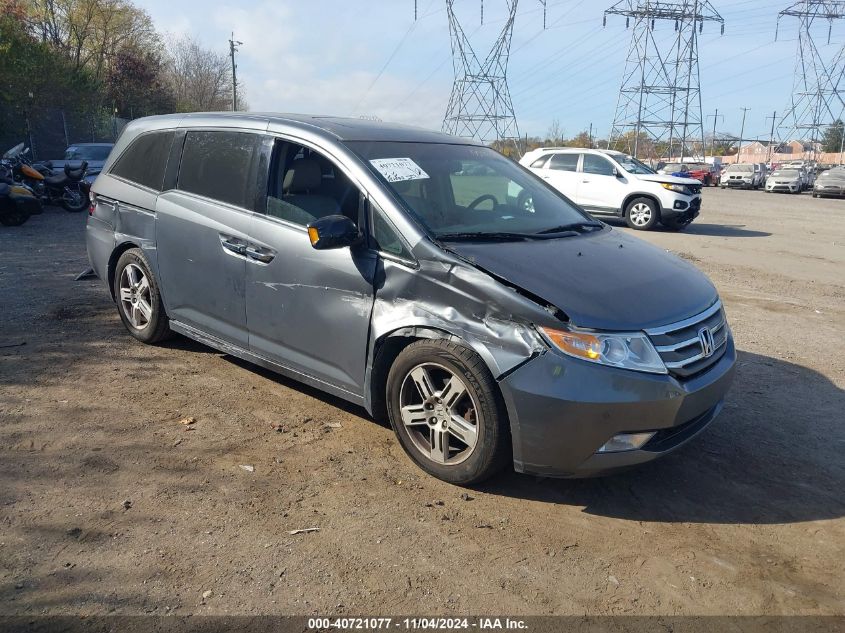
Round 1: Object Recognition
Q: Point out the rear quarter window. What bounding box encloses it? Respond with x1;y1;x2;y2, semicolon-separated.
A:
109;132;175;191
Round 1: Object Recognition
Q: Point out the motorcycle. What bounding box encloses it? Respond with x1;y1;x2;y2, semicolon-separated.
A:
2;144;90;213
0;163;43;227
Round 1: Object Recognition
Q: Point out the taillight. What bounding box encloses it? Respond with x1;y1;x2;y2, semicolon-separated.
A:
89;194;96;216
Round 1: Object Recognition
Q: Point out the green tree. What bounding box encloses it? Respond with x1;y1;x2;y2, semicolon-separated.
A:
822;120;844;153
106;47;174;118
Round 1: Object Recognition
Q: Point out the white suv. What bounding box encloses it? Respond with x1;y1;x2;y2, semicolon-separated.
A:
519;148;702;231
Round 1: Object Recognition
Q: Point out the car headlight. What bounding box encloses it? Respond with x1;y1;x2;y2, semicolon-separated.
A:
538;325;667;374
660;183;690;194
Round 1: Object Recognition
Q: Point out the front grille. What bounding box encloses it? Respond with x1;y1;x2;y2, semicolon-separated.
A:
688;184;702;195
645;301;728;379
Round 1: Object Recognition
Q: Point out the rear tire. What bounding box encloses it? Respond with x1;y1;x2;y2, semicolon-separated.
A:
386;340;510;485
624;197;659;230
113;248;172;344
0;211;30;226
62;184;89;213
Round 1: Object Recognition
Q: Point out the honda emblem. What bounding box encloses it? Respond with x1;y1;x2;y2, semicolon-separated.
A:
698;327;715;358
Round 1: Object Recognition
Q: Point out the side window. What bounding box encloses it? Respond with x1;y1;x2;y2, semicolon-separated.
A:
548;153;579;172
109;131;175;191
177;131;261;209
372;205;413;260
264;140;361;227
582;154;615;176
530;155;549;168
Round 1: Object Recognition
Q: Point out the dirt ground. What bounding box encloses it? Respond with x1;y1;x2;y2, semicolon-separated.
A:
1;187;843;617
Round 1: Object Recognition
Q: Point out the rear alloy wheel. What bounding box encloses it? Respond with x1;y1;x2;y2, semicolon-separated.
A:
114;249;172;344
625;197;659;230
386;340;510;485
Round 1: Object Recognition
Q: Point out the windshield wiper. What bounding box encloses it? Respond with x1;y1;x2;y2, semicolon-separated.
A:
535;221;603;235
436;231;538;242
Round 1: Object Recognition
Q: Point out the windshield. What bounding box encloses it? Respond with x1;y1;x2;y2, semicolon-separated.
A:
65;145;111;161
3;143;24;159
615;154;655;175
772;170;799;178
726;164;753;173
346;141;595;238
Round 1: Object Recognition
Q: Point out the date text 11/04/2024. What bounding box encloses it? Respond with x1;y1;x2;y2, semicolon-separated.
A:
306;618;528;630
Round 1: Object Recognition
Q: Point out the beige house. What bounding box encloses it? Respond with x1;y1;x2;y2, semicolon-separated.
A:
728;139;840;164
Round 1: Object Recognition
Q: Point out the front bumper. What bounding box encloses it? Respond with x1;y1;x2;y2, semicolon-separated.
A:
814;184;845;196
499;334;736;477
725;179;754;189
767;183;800;193
661;196;701;223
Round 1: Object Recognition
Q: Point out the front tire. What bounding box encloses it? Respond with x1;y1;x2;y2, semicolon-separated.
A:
113;249;172;344
624;197;659;230
386;340;510;485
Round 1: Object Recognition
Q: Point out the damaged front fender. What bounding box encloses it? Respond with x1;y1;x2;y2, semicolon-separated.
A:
364;242;569;417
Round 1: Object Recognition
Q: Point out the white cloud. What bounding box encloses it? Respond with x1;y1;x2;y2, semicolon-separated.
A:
210;1;449;129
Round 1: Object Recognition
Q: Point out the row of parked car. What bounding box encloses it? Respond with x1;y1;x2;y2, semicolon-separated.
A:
657;159;845;197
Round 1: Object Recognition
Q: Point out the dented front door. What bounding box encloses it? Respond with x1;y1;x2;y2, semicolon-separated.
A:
245;214;378;396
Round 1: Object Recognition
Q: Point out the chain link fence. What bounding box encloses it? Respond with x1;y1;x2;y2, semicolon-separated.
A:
0;105;130;161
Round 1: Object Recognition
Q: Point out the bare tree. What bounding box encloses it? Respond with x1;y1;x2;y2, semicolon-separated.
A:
164;35;242;112
545;118;565;145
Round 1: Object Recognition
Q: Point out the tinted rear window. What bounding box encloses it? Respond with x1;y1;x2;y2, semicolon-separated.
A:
548;153;578;172
177;131;261;209
110;132;175;190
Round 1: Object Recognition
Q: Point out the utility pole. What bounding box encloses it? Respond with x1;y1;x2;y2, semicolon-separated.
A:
839;121;845;164
589;122;593;148
766;110;778;162
707;109;723;161
737;107;750;163
229;33;243;112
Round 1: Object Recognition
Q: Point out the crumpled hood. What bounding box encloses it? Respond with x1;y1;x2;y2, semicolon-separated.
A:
446;228;718;331
637;173;702;186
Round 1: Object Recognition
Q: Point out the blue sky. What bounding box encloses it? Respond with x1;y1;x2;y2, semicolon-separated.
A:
139;0;845;141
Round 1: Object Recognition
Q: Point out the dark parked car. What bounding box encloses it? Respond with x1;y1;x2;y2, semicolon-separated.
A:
43;143;114;182
86;113;736;484
813;168;845;198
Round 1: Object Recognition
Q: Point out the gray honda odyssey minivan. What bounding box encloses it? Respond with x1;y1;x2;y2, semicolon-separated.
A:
86;113;736;484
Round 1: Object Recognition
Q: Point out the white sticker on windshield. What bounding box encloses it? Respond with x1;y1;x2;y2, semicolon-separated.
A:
369;157;429;182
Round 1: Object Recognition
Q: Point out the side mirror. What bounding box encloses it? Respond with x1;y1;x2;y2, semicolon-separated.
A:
307;215;362;250
613;167;622;178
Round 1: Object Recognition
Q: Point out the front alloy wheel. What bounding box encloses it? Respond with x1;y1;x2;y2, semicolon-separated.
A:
399;363;479;465
386;340;510;485
625;197;659;230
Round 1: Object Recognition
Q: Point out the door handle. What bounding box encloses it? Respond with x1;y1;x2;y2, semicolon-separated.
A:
244;246;275;264
220;236;247;256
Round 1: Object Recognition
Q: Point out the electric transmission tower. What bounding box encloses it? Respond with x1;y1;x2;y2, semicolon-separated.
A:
775;1;845;160
605;1;724;159
432;1;545;148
